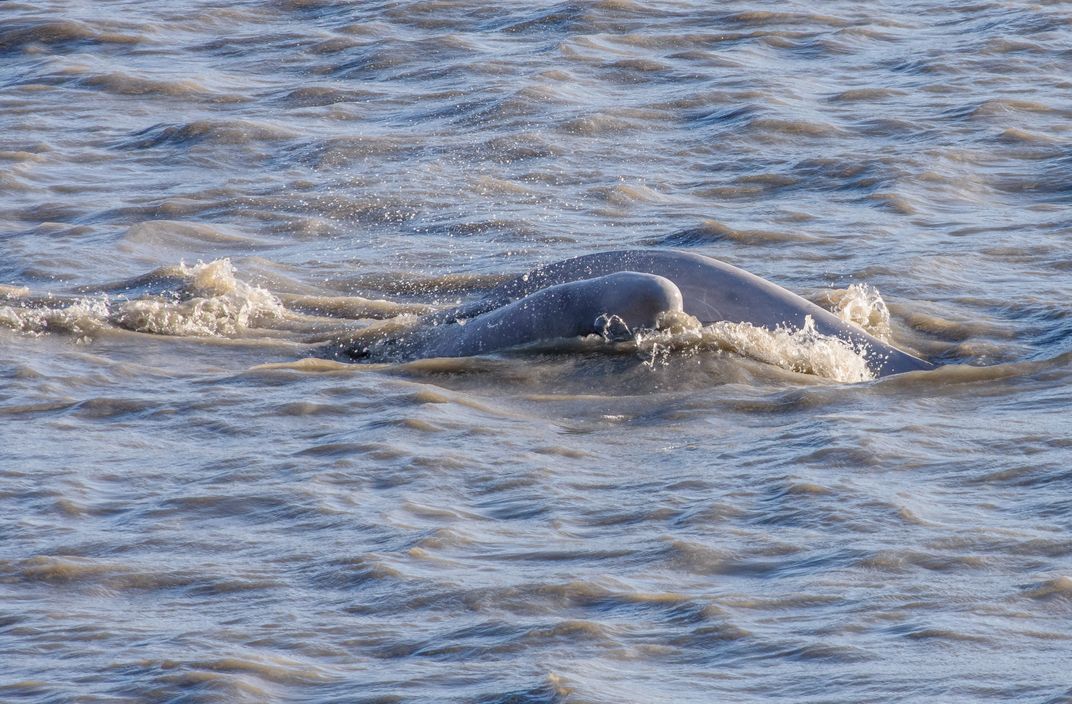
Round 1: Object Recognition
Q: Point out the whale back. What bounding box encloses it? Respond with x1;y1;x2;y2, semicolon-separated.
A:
454;250;934;377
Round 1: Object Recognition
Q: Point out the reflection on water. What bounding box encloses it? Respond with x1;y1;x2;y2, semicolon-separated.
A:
2;0;1071;701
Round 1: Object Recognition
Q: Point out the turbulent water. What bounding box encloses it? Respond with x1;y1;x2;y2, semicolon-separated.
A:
3;1;1072;702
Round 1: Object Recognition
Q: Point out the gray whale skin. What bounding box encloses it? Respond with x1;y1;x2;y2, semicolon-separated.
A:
420;249;935;377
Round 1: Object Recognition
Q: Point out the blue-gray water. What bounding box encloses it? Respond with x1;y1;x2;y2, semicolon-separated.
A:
2;1;1071;702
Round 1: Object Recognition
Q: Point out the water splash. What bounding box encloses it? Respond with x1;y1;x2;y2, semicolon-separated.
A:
114;259;285;336
0;295;110;344
825;283;892;342
637;312;875;383
0;259;286;340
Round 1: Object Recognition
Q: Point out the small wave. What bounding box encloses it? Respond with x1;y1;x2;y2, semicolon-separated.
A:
278;293;432;320
828;87;907;103
900;309;1005;342
477;133;563;161
119;120;298;149
589;182;677;206
970;98;1059;119
1022;576;1072;600
0;149;48;164
496;5;589;34
720;10;852;28
469;175;539;196
868;192;917;215
74;71;233;101
140;654;336;694
0;19;142;55
997;127;1059;145
748;117;846;139
250;358;358;374
335;270;505;298
4;555;281;594
273;85;374;108
288;135;419;168
643;219;815;247
119;220;274;256
559;113;639;136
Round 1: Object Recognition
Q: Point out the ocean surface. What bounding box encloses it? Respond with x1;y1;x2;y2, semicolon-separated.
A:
3;1;1072;701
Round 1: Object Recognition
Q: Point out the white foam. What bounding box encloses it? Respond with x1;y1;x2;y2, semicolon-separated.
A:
826;283;892;342
0;259;287;341
637;312;874;383
113;259;285;336
0;296;110;343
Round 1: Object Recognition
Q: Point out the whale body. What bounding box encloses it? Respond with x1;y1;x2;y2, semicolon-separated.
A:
376;250;935;377
418;271;684;358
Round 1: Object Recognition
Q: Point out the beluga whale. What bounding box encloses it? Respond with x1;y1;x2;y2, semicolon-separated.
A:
344;250;935;378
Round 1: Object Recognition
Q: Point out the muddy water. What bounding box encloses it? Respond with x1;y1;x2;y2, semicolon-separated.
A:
2;1;1071;702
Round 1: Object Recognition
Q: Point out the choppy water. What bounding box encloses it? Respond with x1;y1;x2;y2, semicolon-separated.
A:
3;1;1072;701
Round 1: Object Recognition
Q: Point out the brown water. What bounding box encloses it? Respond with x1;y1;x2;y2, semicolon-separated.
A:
3;1;1072;702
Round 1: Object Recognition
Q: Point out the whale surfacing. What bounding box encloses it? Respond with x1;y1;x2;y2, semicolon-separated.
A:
357;250;935;378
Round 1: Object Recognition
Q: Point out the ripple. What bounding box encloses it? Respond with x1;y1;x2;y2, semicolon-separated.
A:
119;120;299;149
0;19;142;55
1021;576;1072;601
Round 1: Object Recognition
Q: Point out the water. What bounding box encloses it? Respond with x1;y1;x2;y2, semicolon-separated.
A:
2;1;1071;701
